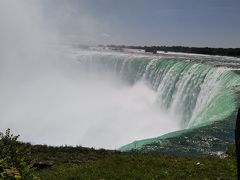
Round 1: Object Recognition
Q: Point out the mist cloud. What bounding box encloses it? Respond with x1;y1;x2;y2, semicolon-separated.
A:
0;1;180;149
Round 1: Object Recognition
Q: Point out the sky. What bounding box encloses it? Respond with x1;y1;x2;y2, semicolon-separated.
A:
1;0;240;48
37;0;240;48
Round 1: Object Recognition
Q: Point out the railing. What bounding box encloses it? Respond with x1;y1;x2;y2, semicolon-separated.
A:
236;108;240;180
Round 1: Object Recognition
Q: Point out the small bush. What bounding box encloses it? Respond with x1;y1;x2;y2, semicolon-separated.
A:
0;128;39;180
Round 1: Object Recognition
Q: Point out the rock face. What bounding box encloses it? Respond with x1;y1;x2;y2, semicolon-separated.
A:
33;160;55;169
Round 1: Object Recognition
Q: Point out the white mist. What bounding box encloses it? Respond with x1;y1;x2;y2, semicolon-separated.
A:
0;1;180;149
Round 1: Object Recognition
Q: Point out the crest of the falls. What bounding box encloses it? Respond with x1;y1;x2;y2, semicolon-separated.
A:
76;50;240;130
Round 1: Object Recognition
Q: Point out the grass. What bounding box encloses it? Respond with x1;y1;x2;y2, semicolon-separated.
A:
30;144;118;165
34;153;237;180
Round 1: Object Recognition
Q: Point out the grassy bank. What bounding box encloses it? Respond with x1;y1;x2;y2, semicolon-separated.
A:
35;153;237;180
0;129;238;179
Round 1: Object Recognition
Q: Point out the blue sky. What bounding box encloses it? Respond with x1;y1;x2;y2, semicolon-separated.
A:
43;0;240;47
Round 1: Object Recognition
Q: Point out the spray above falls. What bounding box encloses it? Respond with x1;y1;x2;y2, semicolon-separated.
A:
0;1;180;149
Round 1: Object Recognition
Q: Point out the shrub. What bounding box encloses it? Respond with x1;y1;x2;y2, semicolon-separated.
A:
0;128;39;180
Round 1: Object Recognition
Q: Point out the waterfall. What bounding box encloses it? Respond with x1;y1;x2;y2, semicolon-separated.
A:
76;50;240;130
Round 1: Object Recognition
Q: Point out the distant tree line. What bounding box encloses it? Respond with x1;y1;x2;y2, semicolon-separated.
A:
105;45;240;57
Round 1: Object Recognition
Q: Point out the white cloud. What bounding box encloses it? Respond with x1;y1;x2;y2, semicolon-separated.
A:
101;33;111;38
